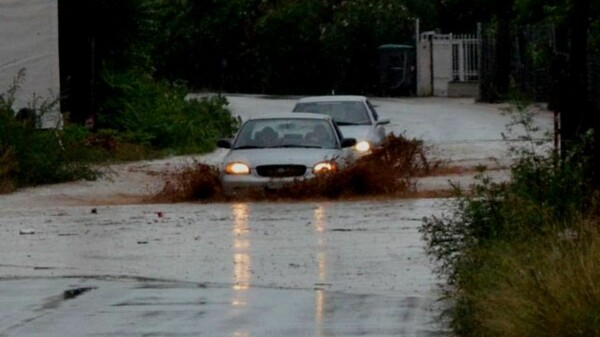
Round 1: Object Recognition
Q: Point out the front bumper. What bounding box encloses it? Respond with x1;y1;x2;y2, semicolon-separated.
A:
220;174;313;196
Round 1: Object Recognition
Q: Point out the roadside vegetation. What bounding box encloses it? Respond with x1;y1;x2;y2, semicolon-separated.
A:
421;105;600;336
0;74;238;194
93;71;239;158
0;75;98;193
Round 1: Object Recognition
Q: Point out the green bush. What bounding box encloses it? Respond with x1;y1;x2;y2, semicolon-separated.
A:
0;93;100;193
99;71;239;154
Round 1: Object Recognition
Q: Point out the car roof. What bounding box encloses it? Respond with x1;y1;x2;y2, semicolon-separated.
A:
296;95;367;103
246;112;333;121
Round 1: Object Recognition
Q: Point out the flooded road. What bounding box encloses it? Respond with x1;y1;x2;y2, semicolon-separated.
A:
0;96;553;336
1;199;445;337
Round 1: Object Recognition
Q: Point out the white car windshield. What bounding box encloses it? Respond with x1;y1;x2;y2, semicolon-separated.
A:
233;118;338;149
293;101;371;125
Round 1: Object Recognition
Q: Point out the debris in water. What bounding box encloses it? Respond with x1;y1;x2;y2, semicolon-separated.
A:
63;287;96;300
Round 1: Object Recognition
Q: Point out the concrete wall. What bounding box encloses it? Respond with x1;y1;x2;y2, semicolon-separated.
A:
431;38;452;97
0;0;61;127
447;81;479;98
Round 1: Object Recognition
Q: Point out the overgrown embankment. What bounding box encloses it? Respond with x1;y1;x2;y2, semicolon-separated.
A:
420;107;600;336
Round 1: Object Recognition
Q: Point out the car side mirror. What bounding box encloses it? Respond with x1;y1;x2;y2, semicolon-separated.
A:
377;118;390;125
217;139;232;149
341;138;357;148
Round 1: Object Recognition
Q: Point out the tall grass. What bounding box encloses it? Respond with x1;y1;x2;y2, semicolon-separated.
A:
468;224;600;337
421;104;600;336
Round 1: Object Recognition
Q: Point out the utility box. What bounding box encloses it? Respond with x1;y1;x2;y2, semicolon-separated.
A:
377;44;416;96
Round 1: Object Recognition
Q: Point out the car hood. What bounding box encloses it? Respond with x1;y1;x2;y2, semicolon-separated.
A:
222;148;346;168
338;125;374;142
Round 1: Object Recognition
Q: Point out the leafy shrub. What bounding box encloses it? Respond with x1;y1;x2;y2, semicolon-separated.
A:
0;87;100;193
99;71;239;154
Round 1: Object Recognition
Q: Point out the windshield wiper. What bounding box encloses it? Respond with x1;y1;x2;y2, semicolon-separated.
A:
335;121;361;126
277;144;323;148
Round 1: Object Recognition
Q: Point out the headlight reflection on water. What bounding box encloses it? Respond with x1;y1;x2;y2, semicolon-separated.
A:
314;205;327;336
232;203;251;303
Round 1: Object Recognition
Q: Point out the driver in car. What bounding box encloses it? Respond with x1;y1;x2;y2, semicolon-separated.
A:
305;124;331;147
255;126;279;147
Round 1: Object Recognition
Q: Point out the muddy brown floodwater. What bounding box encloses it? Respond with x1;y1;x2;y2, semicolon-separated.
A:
0;95;553;337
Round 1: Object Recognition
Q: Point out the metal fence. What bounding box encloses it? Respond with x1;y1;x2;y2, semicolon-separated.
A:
589;48;600;112
480;24;555;102
451;34;479;81
480;23;599;107
513;25;555;101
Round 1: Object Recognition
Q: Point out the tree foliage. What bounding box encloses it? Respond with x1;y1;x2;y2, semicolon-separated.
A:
61;0;600;94
74;0;422;97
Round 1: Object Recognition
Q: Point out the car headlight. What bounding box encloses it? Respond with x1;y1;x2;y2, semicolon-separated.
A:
354;140;371;153
313;161;337;174
224;162;250;175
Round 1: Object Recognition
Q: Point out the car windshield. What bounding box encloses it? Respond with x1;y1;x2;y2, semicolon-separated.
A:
233;118;338;149
293;101;371;125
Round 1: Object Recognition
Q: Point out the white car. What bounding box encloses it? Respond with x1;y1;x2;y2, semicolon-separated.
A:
217;113;356;196
292;95;390;154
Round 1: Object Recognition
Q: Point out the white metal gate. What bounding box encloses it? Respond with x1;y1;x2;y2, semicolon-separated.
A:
451;34;479;82
417;31;480;96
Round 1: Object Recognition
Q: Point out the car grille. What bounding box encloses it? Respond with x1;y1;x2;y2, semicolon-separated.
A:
256;165;307;178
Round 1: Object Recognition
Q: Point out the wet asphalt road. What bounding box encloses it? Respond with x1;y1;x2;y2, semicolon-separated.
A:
1;200;445;337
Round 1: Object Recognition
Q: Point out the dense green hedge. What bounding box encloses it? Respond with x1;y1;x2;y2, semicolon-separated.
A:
98;71;239;154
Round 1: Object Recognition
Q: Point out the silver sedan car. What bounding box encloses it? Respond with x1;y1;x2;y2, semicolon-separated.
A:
217;113;356;195
292;95;390;154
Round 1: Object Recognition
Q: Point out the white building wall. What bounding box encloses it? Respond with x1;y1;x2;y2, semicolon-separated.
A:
416;39;432;96
0;0;61;127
